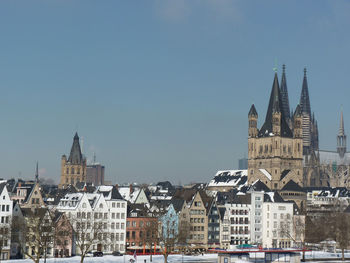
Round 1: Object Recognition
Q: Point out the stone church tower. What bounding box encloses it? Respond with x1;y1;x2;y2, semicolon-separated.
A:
248;71;304;190
59;132;87;189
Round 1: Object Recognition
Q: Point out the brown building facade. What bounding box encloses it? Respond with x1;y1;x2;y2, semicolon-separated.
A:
59;133;86;189
248;72;303;190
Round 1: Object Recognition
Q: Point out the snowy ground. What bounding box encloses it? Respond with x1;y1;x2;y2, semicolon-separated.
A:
2;254;218;263
5;251;350;263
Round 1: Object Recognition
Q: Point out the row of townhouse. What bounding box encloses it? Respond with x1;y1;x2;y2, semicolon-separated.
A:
0;172;310;260
1;179;128;260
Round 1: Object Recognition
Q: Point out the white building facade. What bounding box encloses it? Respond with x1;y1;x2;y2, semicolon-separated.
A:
0;183;13;260
57;186;127;254
262;200;294;248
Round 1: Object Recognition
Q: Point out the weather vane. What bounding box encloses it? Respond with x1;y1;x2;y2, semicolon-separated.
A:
273;58;278;73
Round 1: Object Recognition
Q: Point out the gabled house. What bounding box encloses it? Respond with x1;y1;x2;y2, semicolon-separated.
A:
11;181;45;208
173;189;213;248
53;212;74;257
158;204;178;240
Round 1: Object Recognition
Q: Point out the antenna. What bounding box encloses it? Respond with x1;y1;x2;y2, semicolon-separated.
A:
273;58;278;73
93;152;96;164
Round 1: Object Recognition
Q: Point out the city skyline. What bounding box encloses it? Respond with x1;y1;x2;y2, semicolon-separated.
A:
0;1;350;184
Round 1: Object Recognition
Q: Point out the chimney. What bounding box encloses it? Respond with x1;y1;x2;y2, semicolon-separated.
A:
115;184;119;190
18;182;22;188
129;184;133;194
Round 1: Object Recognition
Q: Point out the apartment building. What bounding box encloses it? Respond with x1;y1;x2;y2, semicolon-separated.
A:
57;185;127;254
0;182;13;260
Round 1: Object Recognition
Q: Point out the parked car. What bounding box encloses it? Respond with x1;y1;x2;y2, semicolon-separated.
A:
112;251;123;256
93;251;103;257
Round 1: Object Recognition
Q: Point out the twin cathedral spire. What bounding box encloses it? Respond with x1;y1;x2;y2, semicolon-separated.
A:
247;65;317;189
249;65;319;154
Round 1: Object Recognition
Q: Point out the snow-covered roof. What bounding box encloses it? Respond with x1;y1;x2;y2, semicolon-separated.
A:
259;169;272;180
208;170;248;189
97;185;113;192
118;186;141;203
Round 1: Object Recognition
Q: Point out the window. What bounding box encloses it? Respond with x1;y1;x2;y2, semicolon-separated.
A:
117;202;120;208
121;223;125;229
71;168;75;174
99;204;103;209
132;221;136;227
112;202;115;208
112;213;115;219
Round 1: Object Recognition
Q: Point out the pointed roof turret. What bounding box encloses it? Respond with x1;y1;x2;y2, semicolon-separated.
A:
294;104;302;117
258;73;293;138
299;68;311;115
68;132;83;164
280;64;291;121
248;104;258;117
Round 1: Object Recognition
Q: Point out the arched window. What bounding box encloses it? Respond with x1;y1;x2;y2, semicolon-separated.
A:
82;203;87;208
99;203;103;209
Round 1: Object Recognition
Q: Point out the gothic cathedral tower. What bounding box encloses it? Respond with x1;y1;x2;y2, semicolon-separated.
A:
59;132;87;189
248;71;303;190
337;111;347;158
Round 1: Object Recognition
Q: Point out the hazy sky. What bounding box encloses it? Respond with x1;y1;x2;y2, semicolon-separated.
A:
0;1;349;185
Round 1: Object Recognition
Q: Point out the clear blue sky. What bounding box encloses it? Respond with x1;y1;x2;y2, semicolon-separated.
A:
0;0;349;184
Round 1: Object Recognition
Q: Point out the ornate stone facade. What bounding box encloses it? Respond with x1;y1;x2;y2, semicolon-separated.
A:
248;71;303;190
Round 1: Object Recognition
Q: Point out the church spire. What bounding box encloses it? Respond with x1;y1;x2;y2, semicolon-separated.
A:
337;110;347;158
68;132;83;164
280;64;291;123
299;68;311;115
258;72;293;138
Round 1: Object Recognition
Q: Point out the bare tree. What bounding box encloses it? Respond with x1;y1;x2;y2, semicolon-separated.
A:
306;201;350;261
279;215;305;248
142;220;158;262
158;220;177;263
67;211;104;263
0;222;11;262
16;208;55;263
54;213;73;258
158;219;190;263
